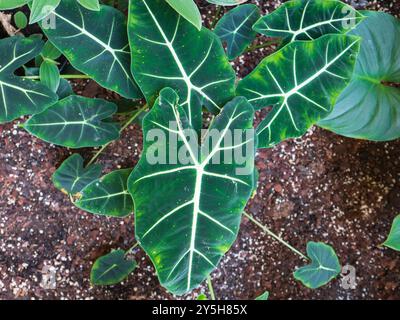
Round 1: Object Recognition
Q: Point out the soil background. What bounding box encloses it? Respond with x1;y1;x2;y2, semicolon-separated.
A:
1;0;400;300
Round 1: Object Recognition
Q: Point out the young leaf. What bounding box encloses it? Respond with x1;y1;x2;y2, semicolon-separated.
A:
383;215;400;251
14;11;28;29
0;0;30;10
41;41;62;60
197;293;208;300
294;242;341;289
0;37;58;124
255;291;269;300
253;0;364;45
41;0;142;99
236;34;360;148
165;0;202;31
23;95;120;148
75;169;133;217
40;60;60;92
52;154;102;195
29;0;61;24
91;250;137;286
207;0;248;5
318;11;400;141
214;4;260;60
128;0;236;132
77;0;100;11
128;88;257;295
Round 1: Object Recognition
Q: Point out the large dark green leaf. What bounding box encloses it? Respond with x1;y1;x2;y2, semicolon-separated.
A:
318;11;400;141
52;154;102;194
128;0;236;132
75;169;133;217
0;37;57;124
236;34;360;148
41;0;141;99
383;214;400;252
253;0;364;45
23;95;119;148
128;88;257;295
214;4;260;60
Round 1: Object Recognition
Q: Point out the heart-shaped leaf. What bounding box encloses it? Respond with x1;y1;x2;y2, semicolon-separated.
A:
318;11;400;141
294;241;341;289
52;154;102;195
41;0;141;99
23;95;119;148
91;249;137;286
0;37;57;124
253;0;364;45
128;88;257;295
165;0;202;31
236;34;360;148
75;169;133;217
214;4;260;60
128;0;236;132
383;215;400;251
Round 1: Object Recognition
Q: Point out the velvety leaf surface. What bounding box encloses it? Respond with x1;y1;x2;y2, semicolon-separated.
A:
128;88;257;295
91;250;137;286
165;0;202;30
52;154;102;194
383;215;400;251
237;34;360;148
24;95;119;148
253;0;364;44
294;242;341;289
214;4;260;60
128;0;236;132
0;37;57;124
318;11;400;141
41;0;141;99
75;169;133;217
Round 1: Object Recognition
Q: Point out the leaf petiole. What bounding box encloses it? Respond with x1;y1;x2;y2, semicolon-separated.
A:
207;276;216;300
23;74;91;80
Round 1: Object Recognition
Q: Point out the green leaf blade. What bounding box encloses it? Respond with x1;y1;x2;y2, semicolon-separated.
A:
40;60;60;92
77;0;100;11
255;291;269;300
383;215;400;251
29;0;61;24
165;0;202;31
0;0;30;10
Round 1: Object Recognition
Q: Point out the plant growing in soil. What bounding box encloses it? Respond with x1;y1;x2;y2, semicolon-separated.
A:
0;0;399;298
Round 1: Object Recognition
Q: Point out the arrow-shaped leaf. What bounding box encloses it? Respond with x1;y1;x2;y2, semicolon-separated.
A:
128;0;236;132
236;34;360;148
0;37;57;124
214;4;260;60
41;0;141;99
24;95;119;148
253;0;364;45
128;88;257;295
52;154;102;194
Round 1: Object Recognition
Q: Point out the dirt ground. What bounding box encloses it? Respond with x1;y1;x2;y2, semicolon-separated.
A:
0;0;399;300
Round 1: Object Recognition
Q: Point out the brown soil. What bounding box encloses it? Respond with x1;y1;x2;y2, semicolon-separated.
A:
0;0;399;300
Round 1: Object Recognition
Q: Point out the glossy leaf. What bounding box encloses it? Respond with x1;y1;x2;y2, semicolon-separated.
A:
255;291;269;300
236;34;360;148
128;0;236;132
14;11;28;29
77;0;100;11
41;41;62;60
165;0;202;31
91;250;137;286
318;11;400;141
41;0;141;99
75;169;133;217
52;154;102;195
383;215;400;251
253;0;364;45
30;0;61;24
128;88;257;295
214;4;260;60
294;242;341;289
0;37;58;124
24;95;119;148
207;0;248;6
0;0;30;10
40;60;60;92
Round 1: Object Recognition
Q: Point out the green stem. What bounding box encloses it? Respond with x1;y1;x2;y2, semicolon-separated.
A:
207;276;216;300
245;40;281;53
86;104;148;166
125;242;139;257
23;74;91;80
243;211;308;261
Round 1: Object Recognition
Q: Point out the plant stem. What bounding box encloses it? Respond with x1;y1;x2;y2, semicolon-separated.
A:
125;242;139;257
207;276;216;300
243;211;308;261
245;40;280;53
86;104;148;166
23;74;91;80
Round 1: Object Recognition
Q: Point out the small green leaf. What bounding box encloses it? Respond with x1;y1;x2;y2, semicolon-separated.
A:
23;95;119;148
255;291;269;300
196;293;208;300
77;0;100;11
75;169;134;217
214;4;260;60
40;60;60;92
383;215;400;251
165;0;202;31
14;11;28;29
41;41;62;60
52;154;102;195
91;250;137;286
29;0;61;24
0;0;30;10
294;242;341;289
207;0;248;5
